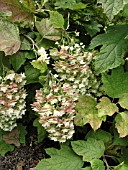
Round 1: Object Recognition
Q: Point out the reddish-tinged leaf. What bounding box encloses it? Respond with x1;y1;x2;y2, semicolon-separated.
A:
3;128;20;147
0;0;33;22
0;20;21;55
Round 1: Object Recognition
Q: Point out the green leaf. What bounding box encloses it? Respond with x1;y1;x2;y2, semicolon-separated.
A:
102;66;128;98
17;124;27;144
71;138;105;162
0;20;21;56
50;11;64;29
20;36;31;50
118;93;128;109
91;159;105;170
115;112;128;137
22;0;35;12
96;97;118;117
31;60;47;73
36;18;61;41
24;64;40;84
24;51;35;59
55;0;86;10
85;21;102;37
9;52;26;71
74;95;103;130
114;162;128;170
0;141;14;156
112;129;128;146
97;0;127;20
90;25;128;74
0;0;33;21
81;167;92;170
0;129;14;156
33;118;46;143
85;129;112;144
35;145;84;170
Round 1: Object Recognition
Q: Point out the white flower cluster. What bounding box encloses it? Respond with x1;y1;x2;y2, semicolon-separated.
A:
51;43;102;96
0;70;27;131
31;81;78;142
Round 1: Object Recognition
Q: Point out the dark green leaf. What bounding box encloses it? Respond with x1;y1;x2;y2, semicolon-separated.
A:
17;124;27;144
24;64;40;84
9;52;26;71
33;118;46;143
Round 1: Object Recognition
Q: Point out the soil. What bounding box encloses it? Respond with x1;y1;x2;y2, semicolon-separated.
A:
0;126;59;170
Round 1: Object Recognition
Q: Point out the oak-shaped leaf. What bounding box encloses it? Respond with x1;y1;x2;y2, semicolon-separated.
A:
36;18;62;41
0;0;34;22
97;0;127;20
118;93;128;109
102;66;128;98
33;118;46;143
71;138;105;162
74;95;103;130
91;159;105;170
0;20;21;56
3;128;20;147
35;145;84;170
96;97;118;117
115;111;128;137
90;25;128;73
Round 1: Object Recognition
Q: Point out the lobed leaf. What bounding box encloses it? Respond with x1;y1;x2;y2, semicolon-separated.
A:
118;93;128;109
50;11;64;29
90;25;128;74
35;145;84;170
96;97;118;117
90;159;105;170
102;66;128;98
71;138;105;162
97;0;127;20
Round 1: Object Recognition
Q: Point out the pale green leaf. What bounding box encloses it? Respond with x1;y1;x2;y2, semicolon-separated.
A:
9;52;26;71
81;167;92;170
31;60;47;73
97;0;127;20
102;66;128;98
115;111;128;137
118;93;128;109
114;162;128;170
96;97;118;117
35;145;84;170
50;11;64;29
36;18;61;41
91;159;105;170
71;138;105;162
0;0;33;21
0;20;21;56
90;25;128;74
85;129;112;144
74;95;103;130
33;118;46;143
